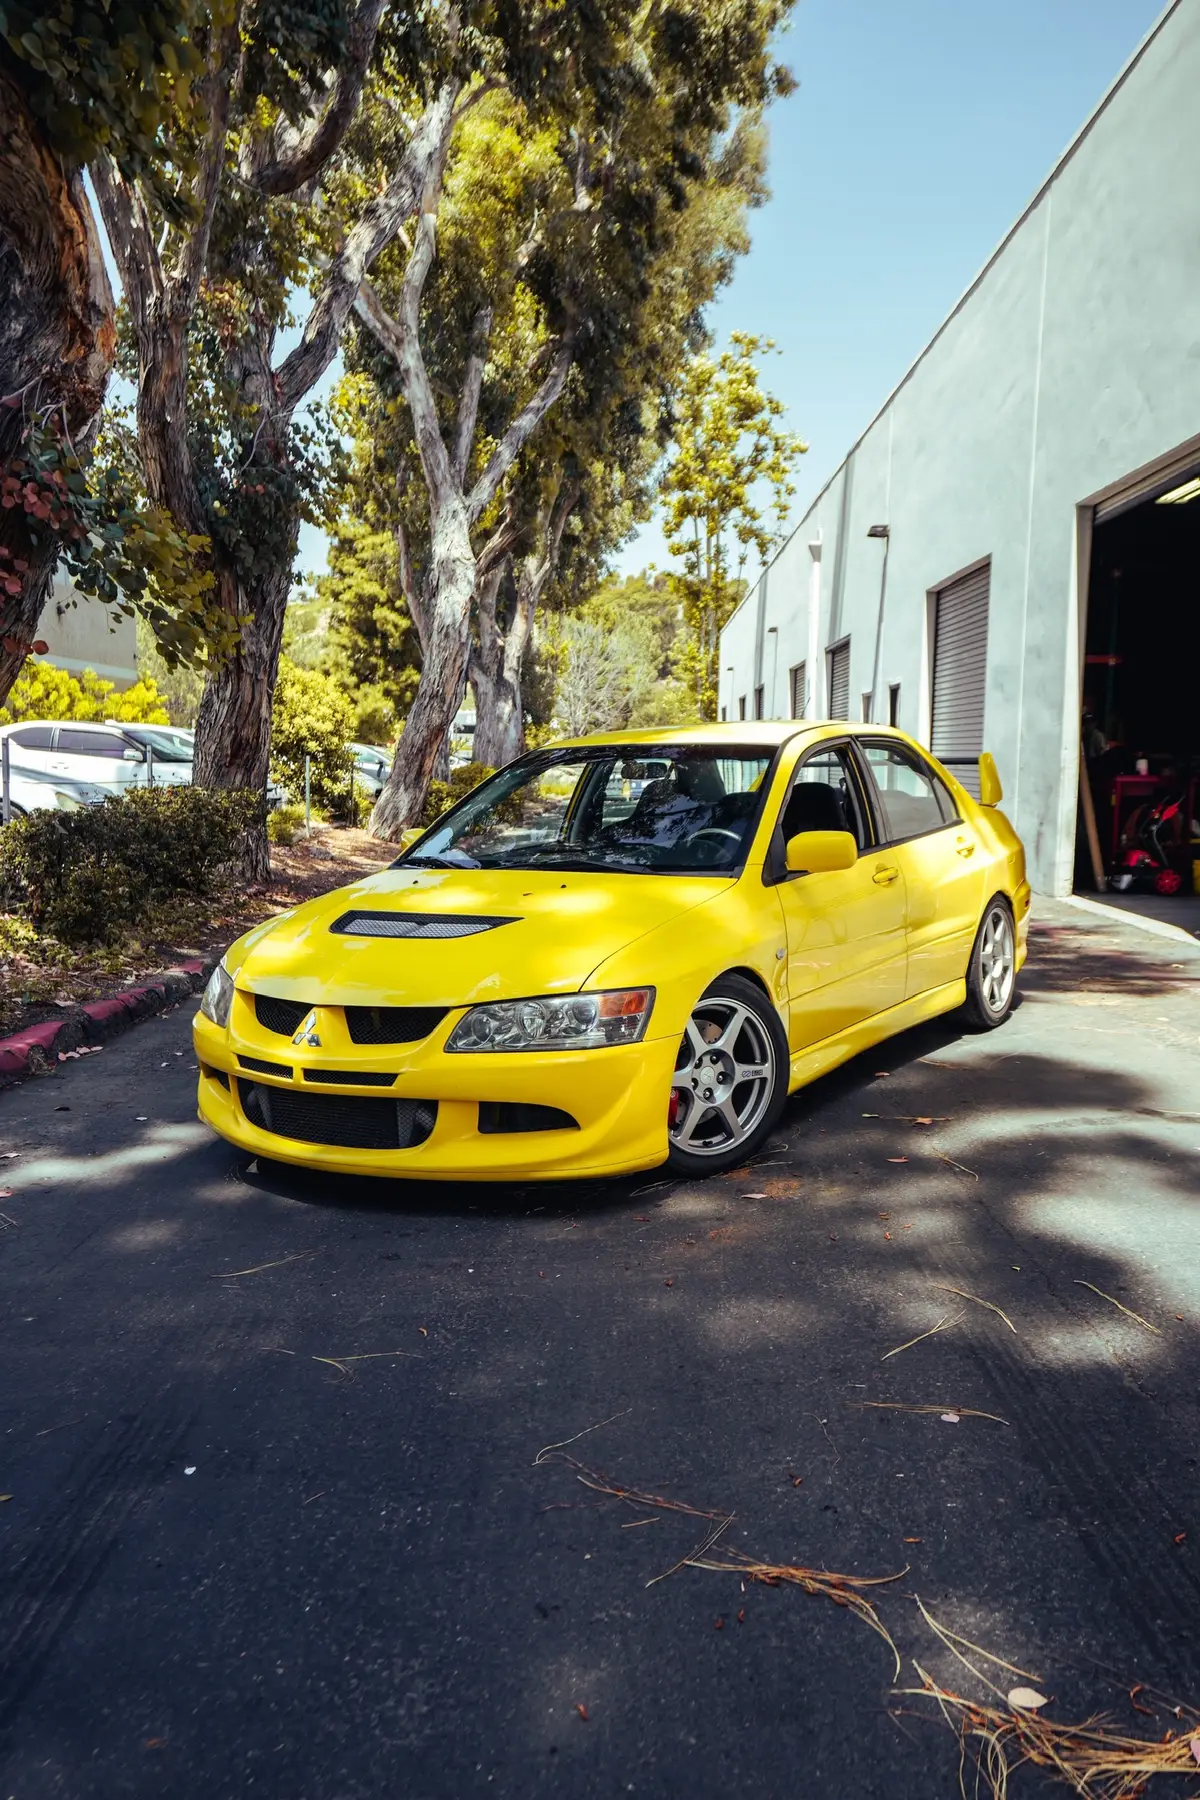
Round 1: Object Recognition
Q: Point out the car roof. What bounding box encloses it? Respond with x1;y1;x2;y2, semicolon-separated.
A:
549;721;917;752
2;718;128;734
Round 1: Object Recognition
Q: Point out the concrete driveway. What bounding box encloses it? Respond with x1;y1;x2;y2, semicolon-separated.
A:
1;899;1198;1798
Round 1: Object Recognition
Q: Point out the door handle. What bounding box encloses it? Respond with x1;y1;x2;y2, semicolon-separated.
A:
955;838;976;858
872;865;900;885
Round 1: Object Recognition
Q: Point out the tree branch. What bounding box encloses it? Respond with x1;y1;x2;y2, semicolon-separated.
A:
252;0;388;196
174;28;238;306
273;77;459;414
90;159;163;329
355;267;456;512
451;303;492;485
466;335;578;523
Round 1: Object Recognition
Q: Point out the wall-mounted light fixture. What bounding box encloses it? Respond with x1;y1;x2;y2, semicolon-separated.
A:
867;523;890;539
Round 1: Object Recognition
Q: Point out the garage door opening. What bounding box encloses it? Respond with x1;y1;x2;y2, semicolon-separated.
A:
1077;469;1200;933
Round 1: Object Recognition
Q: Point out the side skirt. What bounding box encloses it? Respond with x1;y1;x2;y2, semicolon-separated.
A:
787;980;967;1094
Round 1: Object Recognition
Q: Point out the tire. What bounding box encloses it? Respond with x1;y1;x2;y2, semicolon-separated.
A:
961;896;1017;1030
665;973;790;1177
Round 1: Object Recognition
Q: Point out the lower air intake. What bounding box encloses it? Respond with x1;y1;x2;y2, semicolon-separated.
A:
237;1080;436;1150
478;1102;579;1134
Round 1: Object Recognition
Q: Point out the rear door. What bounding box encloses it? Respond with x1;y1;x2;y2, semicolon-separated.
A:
771;741;907;1050
855;739;985;997
4;725;57;773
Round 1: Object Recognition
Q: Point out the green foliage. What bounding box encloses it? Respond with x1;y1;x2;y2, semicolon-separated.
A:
419;762;495;828
661;333;806;716
311;501;420;725
268;655;354;813
135;614;203;724
0;0;207;190
0;786;259;944
0;659;169;724
266;800;306;846
1;407;219;667
547;573;698;736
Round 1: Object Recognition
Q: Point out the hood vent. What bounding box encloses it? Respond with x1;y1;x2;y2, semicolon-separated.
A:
330;909;518;940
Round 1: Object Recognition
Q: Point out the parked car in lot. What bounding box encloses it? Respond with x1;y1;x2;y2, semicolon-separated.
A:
111;722;198;765
0;720;191;791
195;721;1030;1185
0;758;110;818
349;741;392;799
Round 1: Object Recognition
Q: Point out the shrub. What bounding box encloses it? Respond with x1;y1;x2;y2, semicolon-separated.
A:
418;761;496;827
0;659;170;724
269;657;356;815
267;801;307;847
0;787;261;944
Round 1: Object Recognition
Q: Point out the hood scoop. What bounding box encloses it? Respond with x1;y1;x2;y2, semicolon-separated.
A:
329;909;519;941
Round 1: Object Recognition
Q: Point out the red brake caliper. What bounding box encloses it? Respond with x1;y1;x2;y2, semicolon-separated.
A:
668;1088;682;1129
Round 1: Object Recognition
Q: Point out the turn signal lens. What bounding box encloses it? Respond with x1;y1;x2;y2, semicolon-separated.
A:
446;988;654;1053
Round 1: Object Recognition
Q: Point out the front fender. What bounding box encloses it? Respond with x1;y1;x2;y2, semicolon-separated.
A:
585;872;789;1040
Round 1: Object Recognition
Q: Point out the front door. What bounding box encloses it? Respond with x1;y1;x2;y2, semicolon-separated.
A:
856;740;986;997
772;743;908;1051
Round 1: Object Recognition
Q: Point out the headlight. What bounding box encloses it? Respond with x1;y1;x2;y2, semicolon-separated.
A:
54;791;84;811
199;960;235;1028
445;987;654;1053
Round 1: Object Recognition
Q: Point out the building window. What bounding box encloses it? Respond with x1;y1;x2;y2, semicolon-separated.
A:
888;683;901;727
861;691;872;722
738;695;746;720
720;705;727;722
827;639;850;721
753;684;764;719
789;662;806;719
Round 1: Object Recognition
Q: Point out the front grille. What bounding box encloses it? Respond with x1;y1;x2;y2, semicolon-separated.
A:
237;1080;436;1151
478;1102;579;1134
254;994;310;1037
331;909;517;940
238;1054;292;1079
346;1006;447;1045
303;1069;396;1087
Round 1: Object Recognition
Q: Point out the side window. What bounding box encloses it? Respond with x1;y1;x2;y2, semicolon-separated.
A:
56;729;133;758
779;746;869;851
861;742;956;841
9;726;55;749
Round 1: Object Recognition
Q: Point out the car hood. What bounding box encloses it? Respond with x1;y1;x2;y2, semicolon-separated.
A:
226;865;733;1007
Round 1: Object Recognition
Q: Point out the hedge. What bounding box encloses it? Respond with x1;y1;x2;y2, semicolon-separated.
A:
0;787;262;945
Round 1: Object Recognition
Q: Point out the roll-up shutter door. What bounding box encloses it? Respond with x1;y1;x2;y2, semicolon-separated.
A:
931;563;990;796
790;662;807;719
827;641;850;721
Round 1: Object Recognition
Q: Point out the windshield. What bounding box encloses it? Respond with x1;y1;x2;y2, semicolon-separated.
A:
401;745;775;874
126;728;192;762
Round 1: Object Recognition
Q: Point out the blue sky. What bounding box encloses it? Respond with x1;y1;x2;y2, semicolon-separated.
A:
609;0;1167;580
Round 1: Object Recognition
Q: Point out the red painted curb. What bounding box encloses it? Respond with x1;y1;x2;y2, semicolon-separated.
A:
0;959;218;1092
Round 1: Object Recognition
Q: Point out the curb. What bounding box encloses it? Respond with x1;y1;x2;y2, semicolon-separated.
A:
0;957;219;1092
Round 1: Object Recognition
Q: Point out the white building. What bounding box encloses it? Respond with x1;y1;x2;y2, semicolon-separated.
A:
719;0;1200;898
37;576;138;688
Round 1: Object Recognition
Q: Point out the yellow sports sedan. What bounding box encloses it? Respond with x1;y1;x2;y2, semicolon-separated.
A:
194;723;1029;1182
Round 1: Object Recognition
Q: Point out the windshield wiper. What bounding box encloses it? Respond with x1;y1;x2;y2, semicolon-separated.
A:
397;852;479;869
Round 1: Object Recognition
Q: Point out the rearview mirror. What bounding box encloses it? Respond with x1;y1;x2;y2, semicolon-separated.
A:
978;752;1003;807
785;829;858;874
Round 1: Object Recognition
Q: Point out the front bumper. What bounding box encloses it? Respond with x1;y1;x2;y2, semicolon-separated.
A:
193;1004;678;1182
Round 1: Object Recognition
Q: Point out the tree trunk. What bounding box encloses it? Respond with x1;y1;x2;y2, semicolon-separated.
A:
470;557;533;769
0;70;115;706
370;499;476;837
193;549;293;882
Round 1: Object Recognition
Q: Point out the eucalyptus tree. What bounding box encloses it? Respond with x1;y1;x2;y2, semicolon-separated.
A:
349;2;794;834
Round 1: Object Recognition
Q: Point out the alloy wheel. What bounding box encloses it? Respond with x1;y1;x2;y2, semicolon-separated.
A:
978;904;1015;1015
669;998;776;1157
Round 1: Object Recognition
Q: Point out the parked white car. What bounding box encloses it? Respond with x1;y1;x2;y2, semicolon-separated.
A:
349;740;392;799
0;759;109;818
0;721;191;792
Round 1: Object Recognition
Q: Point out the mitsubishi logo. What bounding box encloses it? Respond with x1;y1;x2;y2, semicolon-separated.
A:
291;1008;321;1048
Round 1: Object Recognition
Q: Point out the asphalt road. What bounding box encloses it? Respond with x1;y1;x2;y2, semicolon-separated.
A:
2;899;1199;1800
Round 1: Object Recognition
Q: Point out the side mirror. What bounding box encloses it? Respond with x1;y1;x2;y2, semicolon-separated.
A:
399;826;423;850
785;829;858;875
121;747;143;763
978;752;1003;807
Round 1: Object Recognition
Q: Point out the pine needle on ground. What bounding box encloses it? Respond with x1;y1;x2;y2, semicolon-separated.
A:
935;1285;1018;1334
882;1312;964;1361
1073;1281;1161;1336
854;1401;1010;1425
539;1452;905;1676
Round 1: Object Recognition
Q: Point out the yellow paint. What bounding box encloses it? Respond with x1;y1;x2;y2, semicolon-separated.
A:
195;723;1029;1181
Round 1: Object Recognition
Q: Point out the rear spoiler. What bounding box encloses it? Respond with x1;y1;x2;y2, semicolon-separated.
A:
937;752;1003;807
